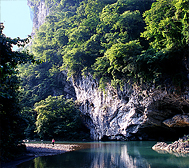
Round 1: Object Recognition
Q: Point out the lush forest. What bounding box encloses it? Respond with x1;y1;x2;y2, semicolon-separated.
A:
1;0;189;161
0;23;39;161
25;0;188;90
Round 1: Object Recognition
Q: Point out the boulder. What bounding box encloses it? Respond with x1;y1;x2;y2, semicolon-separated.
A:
152;135;189;157
163;114;189;127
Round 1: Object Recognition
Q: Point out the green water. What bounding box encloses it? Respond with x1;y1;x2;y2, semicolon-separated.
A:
18;141;189;168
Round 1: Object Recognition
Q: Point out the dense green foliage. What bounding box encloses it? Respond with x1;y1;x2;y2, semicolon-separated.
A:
142;0;189;50
0;23;38;161
19;0;189;140
94;40;143;88
29;0;189;89
139;0;189;84
34;95;89;140
26;0;153;88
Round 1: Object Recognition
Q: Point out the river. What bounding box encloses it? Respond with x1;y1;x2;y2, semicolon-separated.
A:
18;141;189;168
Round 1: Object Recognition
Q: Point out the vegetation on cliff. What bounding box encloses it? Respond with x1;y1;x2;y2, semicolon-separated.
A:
21;0;153;106
25;0;188;90
5;0;188;149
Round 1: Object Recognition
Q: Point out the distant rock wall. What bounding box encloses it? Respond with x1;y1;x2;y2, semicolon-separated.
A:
27;0;50;37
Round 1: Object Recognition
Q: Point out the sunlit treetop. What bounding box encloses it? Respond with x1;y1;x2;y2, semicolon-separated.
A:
141;0;189;51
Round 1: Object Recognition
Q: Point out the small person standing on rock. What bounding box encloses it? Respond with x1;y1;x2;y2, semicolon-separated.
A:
52;139;55;146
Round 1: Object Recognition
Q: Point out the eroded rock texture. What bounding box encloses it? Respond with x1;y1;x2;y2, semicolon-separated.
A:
74;75;189;141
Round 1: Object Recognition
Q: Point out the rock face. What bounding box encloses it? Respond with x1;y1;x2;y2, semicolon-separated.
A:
74;75;189;141
27;0;50;37
52;71;76;100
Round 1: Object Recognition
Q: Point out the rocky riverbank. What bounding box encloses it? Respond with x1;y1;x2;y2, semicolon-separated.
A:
152;135;189;157
25;143;80;156
1;143;80;168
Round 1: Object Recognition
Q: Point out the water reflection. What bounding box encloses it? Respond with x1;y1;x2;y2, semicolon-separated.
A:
86;142;151;168
18;141;189;168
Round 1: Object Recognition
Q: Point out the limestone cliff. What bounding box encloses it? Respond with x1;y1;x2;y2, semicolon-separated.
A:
74;75;189;141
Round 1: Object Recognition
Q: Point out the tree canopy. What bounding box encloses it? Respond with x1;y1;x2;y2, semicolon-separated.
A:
27;0;153;89
0;23;38;161
34;95;89;140
142;0;189;50
139;0;189;84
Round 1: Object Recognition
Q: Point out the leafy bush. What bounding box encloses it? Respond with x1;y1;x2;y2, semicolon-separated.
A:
34;95;90;140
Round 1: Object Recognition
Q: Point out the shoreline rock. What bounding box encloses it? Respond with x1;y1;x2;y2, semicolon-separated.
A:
152;135;189;157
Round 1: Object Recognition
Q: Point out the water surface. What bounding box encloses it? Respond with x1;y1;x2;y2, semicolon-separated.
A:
18;141;189;168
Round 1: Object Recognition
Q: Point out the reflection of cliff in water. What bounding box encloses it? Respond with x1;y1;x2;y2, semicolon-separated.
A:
18;142;189;168
88;142;150;168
